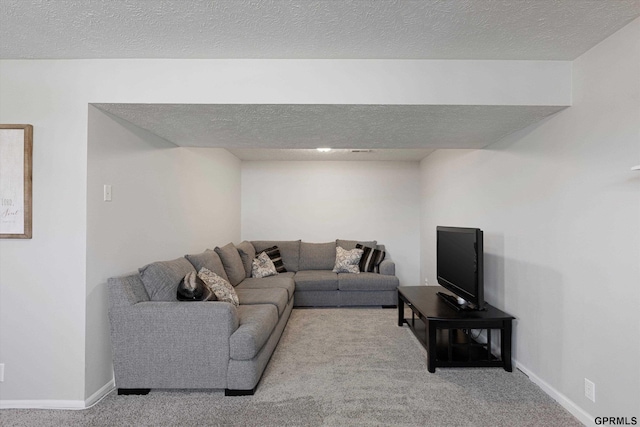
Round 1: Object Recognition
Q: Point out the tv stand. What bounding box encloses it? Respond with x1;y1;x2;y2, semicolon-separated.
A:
398;286;514;373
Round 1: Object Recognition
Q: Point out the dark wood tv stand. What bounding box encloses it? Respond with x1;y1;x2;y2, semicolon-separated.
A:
398;286;515;373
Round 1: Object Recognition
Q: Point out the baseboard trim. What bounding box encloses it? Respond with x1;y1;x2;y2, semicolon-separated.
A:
0;399;86;410
85;378;115;408
0;378;115;410
515;360;594;427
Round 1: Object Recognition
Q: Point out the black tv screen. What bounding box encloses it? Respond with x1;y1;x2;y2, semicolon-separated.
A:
437;226;484;308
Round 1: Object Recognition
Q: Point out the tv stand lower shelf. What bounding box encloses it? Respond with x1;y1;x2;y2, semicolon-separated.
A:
397;286;514;373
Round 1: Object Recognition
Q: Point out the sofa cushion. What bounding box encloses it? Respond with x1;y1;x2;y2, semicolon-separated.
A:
198;268;239;306
338;272;399;291
214;243;246;286
332;246;363;274
251;251;278;279
235;241;256;278
299;241;336;270
261;246;287;273
230;304;278;361
252;240;301;272
185;249;229;282
235;287;289;316
293;270;338;291
139;257;196;301
356;244;386;273
336;239;377;251
236;273;295;300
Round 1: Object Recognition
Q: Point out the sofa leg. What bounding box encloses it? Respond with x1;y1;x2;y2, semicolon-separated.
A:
118;388;150;395
381;305;397;309
225;387;255;396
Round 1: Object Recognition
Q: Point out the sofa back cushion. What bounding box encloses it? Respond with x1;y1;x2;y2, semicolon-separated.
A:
252;240;301;272
215;243;247;287
235;241;256;278
185;249;229;282
299;241;336;270
139;257;196;301
336;239;377;251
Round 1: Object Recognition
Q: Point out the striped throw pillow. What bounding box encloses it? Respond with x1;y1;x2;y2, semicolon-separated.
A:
262;246;287;273
356;244;386;273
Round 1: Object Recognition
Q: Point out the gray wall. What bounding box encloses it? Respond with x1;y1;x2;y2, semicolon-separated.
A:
86;107;242;397
419;19;640;422
241;161;421;286
0;57;569;404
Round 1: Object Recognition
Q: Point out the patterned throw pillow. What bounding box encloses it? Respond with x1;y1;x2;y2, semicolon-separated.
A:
177;272;216;301
332;246;364;274
197;267;239;307
356;244;386;273
252;251;279;278
262;246;287;273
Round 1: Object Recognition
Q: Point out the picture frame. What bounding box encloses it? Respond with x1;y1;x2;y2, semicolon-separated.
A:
0;124;33;239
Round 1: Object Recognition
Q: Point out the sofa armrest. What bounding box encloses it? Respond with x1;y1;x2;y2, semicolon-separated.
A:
109;301;239;389
379;259;395;276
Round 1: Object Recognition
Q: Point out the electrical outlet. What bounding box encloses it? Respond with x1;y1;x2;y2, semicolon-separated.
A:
584;378;595;402
424;278;429;286
0;363;4;382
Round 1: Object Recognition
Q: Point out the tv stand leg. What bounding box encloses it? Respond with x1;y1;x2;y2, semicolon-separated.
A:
427;319;437;373
502;320;513;372
397;292;405;326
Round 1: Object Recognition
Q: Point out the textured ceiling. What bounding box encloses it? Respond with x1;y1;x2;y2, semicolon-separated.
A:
93;104;566;160
2;0;639;60
6;1;635;161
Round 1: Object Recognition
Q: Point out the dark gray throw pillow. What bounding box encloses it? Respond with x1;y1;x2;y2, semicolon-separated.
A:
215;242;246;287
177;272;216;301
236;241;257;278
356;244;386;273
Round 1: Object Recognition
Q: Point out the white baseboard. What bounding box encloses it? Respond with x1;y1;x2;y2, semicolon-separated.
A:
0;399;85;410
0;378;115;410
469;331;593;426
515;360;594;427
85;378;115;408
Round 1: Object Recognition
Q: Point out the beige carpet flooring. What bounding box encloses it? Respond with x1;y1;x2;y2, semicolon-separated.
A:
1;308;581;426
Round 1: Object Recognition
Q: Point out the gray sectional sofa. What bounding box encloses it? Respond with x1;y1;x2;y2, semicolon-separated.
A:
108;239;398;396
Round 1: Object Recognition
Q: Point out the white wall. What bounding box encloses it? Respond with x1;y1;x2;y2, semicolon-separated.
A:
85;107;241;397
242;161;421;286
420;18;640;424
0;58;572;404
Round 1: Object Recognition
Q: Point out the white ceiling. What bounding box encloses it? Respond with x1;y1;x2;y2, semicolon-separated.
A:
1;0;639;60
3;1;639;161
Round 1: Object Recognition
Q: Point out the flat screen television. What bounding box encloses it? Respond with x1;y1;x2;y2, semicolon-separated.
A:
436;226;484;310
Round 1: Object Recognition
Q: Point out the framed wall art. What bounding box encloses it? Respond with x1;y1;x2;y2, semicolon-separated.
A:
0;124;33;239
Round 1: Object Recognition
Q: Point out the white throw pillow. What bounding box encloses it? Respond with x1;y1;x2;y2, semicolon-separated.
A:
332;246;364;274
251;251;279;278
198;267;239;306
